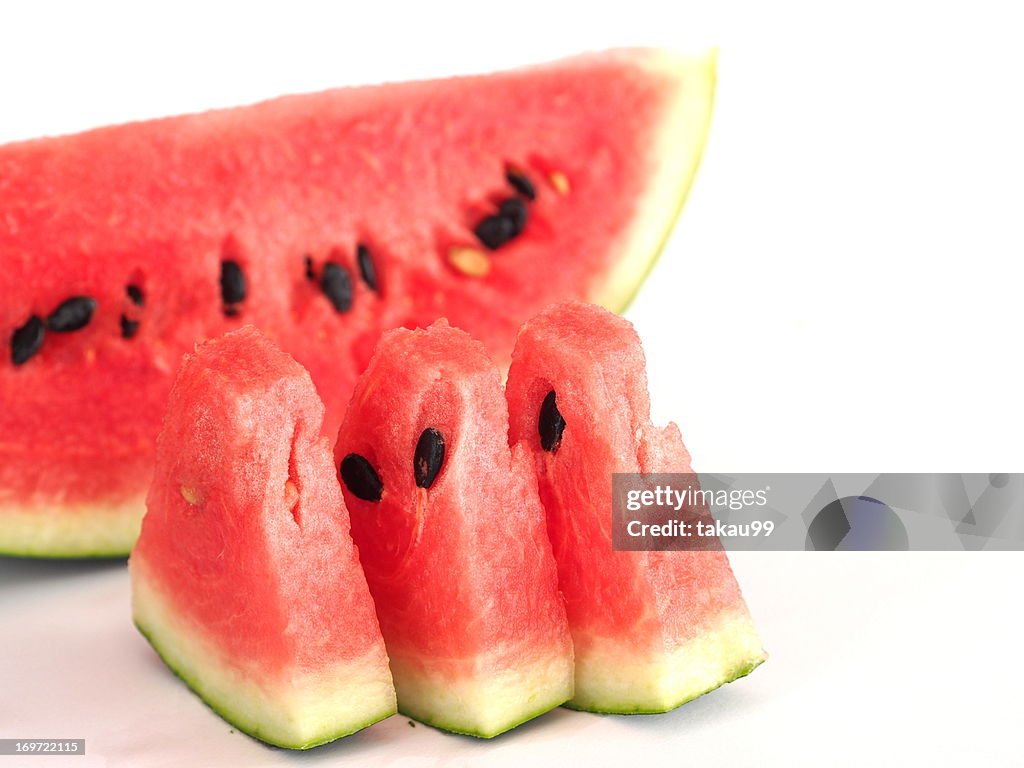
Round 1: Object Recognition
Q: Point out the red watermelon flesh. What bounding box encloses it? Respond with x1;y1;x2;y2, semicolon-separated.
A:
505;302;765;713
0;49;717;557
334;320;573;737
130;326;396;749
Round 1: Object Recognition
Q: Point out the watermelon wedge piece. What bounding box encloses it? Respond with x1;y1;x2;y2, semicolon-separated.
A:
130;326;396;749
0;48;716;557
334;320;574;737
505;302;766;713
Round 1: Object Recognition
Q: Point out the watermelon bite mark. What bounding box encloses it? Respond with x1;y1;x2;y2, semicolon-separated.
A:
507;302;766;713
130;326;395;749
335;320;574;737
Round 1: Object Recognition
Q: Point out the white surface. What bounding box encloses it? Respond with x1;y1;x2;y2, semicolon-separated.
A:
2;1;1023;766
3;555;1021;767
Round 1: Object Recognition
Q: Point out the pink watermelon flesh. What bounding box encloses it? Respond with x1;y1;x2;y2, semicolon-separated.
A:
0;49;716;556
130;326;396;749
505;302;765;713
334;320;573;737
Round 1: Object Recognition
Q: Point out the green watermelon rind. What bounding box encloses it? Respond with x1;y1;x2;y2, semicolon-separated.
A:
400;698;566;740
386;649;574;739
0;545;128;559
132;546;396;751
0;504;142;559
588;48;719;314
560;608;766;715
134;619;394;750
398;681;572;740
562;656;765;715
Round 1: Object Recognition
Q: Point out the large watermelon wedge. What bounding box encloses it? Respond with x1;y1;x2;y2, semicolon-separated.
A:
505;302;765;713
334;320;574;737
0;48;716;557
130;326;396;749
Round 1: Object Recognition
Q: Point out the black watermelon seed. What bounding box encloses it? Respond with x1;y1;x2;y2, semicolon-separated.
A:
474;214;518;250
414;428;445;489
321;262;354;313
356;244;379;292
304;255;315;281
120;314;140;339
539;390;566;453
340;453;383;502
126;284;144;307
506;169;536;201
499;197;528;235
47;296;97;332
11;315;44;366
220;260;246;306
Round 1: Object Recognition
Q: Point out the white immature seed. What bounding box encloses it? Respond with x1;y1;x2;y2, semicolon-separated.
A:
285;479;299;510
447;246;491;277
548;171;571;196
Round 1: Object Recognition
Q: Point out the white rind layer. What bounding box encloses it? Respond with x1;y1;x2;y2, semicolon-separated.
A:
0;498;144;557
570;608;766;713
588;49;718;311
390;648;574;738
131;560;397;749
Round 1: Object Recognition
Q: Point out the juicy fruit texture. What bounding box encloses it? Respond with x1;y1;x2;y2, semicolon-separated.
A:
335;321;574;737
130;327;395;749
0;49;717;558
506;302;766;713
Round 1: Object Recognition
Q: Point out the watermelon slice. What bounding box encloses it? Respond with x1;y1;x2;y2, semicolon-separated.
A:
130;326;396;749
505;302;765;713
334;320;574;737
0;48;716;557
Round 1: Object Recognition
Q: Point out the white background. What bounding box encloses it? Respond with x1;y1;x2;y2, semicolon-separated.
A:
1;1;1022;766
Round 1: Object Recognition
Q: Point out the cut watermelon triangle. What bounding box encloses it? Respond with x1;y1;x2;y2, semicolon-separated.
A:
334;320;575;738
0;48;716;558
506;302;766;713
130;326;396;749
